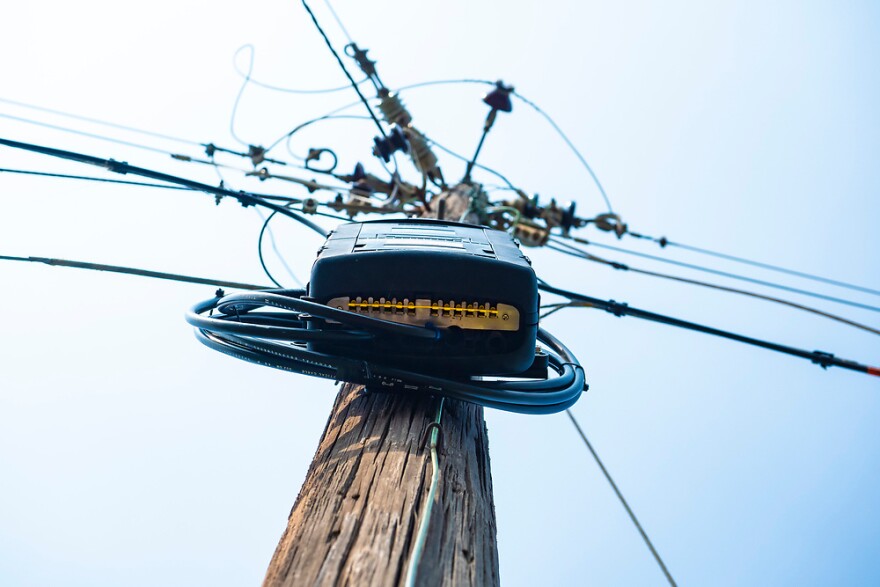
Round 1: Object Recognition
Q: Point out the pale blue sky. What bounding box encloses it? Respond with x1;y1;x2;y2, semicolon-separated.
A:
1;1;879;585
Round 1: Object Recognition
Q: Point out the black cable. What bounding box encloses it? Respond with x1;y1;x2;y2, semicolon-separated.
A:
565;409;677;587
1;164;303;204
629;233;880;298
0;137;328;237
187;290;586;414
562;236;880;314
537;280;880;377
0;255;266;290
258;210;284;288
0;96;201;146
545;241;880;337
299;0;387;138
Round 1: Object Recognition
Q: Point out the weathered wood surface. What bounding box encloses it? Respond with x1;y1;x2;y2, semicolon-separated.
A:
262;382;500;587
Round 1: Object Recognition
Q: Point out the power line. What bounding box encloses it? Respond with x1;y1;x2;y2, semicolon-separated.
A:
537;280;880;377
0;95;201;147
545;240;880;337
565;409;677;587
0;255;267;290
0;165;307;204
0;167;191;191
562;236;880;314
299;0;386;137
1;111;179;156
0;136;327;236
628;232;880;298
322;0;355;45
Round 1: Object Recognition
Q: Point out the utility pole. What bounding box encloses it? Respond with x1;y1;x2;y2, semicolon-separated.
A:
262;184;500;587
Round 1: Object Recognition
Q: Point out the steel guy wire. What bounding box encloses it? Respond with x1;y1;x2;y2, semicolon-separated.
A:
565;409;677;587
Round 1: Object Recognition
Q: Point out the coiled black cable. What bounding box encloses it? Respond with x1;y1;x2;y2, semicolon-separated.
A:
186;289;586;414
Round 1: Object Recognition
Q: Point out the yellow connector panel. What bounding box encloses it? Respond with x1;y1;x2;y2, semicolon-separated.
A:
327;296;520;331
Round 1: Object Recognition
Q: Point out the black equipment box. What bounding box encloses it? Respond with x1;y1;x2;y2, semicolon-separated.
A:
308;218;539;375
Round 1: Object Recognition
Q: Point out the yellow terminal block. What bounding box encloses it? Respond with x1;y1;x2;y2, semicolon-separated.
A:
327;296;520;331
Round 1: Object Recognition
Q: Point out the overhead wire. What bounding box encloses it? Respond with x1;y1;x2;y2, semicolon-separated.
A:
299;0;386;137
0;95;202;147
0;255;267;290
1;112;181;157
627;232;880;298
391;78;614;212
0;167;192;191
0;137;328;236
322;0;355;45
559;236;880;314
537;279;880;377
545;240;880;337
565;409;677;587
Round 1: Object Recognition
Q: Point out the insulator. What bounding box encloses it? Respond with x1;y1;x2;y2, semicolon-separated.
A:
377;91;412;127
404;127;439;177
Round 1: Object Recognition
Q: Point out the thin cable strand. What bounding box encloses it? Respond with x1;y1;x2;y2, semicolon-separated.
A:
565;409;677;587
1;112;179;156
562;236;880;314
404;397;445;587
232;44;367;94
0;255;266;290
0;96;201;146
636;235;880;298
0;167;191;190
545;241;880;336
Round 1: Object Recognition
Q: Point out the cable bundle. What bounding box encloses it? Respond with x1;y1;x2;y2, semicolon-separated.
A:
186;289;586;414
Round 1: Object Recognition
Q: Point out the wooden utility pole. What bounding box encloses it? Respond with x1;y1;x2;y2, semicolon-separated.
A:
263;185;500;587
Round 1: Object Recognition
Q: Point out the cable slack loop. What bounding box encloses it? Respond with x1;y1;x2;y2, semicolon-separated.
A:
186;290;587;413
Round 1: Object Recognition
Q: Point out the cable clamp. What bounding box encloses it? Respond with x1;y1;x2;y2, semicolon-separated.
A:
606;300;629;317
811;350;835;369
105;159;129;175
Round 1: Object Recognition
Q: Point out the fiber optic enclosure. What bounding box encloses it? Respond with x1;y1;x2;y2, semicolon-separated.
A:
309;218;539;375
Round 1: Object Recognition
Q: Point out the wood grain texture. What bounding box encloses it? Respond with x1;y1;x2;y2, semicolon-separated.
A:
262;383;500;587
